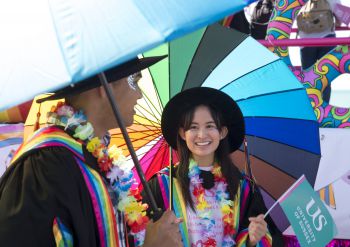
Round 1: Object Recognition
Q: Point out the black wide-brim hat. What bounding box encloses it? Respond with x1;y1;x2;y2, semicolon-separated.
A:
161;87;245;153
37;55;167;103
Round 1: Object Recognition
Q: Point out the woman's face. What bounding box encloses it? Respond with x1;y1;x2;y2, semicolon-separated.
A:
179;105;227;166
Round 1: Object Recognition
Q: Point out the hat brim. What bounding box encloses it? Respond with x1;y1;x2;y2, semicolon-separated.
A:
161;87;245;153
37;55;167;103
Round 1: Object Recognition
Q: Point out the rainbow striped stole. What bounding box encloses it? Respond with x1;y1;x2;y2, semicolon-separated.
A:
157;168;190;247
11;126;119;247
11;126;84;164
157;168;263;245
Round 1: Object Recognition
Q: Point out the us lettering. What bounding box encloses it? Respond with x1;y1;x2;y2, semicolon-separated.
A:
306;197;328;231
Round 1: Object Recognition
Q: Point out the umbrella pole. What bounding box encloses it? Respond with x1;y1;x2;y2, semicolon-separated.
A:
98;73;161;216
169;147;173;211
244;138;255;190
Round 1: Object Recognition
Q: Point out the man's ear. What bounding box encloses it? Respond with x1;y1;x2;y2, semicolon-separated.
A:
220;127;228;140
179;128;186;141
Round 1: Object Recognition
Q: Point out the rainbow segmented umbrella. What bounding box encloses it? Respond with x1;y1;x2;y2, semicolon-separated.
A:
110;24;321;231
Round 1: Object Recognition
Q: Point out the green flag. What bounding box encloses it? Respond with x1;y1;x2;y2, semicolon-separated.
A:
279;175;337;246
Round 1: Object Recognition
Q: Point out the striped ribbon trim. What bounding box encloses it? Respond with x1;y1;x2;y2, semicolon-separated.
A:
318;184;336;209
12;126;119;247
53;217;74;247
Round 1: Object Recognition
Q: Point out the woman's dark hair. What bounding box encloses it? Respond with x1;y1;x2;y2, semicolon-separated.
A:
176;104;242;210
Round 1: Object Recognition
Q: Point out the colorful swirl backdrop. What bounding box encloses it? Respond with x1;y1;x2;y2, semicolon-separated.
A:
267;0;350;128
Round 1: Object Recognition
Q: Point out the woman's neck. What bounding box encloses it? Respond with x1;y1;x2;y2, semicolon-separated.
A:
192;155;215;167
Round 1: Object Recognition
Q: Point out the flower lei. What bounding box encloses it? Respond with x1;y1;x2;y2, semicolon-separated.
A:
188;159;236;247
47;102;149;244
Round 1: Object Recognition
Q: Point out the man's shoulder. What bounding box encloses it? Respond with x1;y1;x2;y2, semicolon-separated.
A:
12;126;84;165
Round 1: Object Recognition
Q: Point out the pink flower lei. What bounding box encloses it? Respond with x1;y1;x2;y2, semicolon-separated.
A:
47;102;149;244
188;158;236;246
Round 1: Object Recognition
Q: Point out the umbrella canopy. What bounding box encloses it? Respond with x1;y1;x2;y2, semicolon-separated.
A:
0;0;252;112
111;24;321;231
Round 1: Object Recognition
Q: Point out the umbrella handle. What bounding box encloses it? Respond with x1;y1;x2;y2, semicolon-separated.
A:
169;147;173;211
244;138;256;191
98;72;160;214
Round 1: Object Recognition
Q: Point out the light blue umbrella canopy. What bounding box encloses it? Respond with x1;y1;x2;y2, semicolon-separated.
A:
0;0;253;111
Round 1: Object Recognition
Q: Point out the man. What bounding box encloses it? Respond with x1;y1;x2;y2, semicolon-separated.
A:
0;56;182;247
228;0;274;40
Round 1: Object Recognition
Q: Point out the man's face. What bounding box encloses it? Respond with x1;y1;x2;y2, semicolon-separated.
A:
104;72;142;128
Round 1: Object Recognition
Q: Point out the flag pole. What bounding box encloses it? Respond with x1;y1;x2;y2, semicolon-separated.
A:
264;175;305;218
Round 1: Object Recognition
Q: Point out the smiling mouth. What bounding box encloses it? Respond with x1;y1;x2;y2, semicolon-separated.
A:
195;141;211;146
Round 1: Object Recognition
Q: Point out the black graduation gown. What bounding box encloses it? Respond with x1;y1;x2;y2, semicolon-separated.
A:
142;167;285;247
0;145;101;247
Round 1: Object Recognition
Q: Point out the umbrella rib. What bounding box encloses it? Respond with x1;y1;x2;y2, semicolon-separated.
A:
244;116;318;121
132;115;160;132
234;87;303;103
136;91;162;125
117;139;158;152
127;127;161;138
113;123;160;135
131;141;169;170
112;130;161;143
244;133;320;156
132;114;161;138
139;81;163;120
126;139;168;161
219;59;283;94
112;125;160;135
125;139;164;161
168;43;171;100
134;103;161;126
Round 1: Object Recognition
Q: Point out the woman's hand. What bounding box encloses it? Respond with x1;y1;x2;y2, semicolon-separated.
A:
247;214;268;247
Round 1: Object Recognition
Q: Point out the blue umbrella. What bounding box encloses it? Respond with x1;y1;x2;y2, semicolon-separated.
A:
0;1;255;213
125;23;320;229
0;0;253;112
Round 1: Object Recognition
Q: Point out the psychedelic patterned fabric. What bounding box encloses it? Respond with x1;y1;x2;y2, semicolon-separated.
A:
156;167;272;247
0;123;24;177
266;0;350;128
11;126;120;247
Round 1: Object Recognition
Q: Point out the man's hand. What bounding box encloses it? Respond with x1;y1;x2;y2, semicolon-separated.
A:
143;210;183;247
247;214;268;247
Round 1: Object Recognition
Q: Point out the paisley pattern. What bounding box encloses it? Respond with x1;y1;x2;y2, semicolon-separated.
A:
266;0;350;128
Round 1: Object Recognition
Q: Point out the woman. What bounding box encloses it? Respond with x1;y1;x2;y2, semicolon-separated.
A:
143;87;282;246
